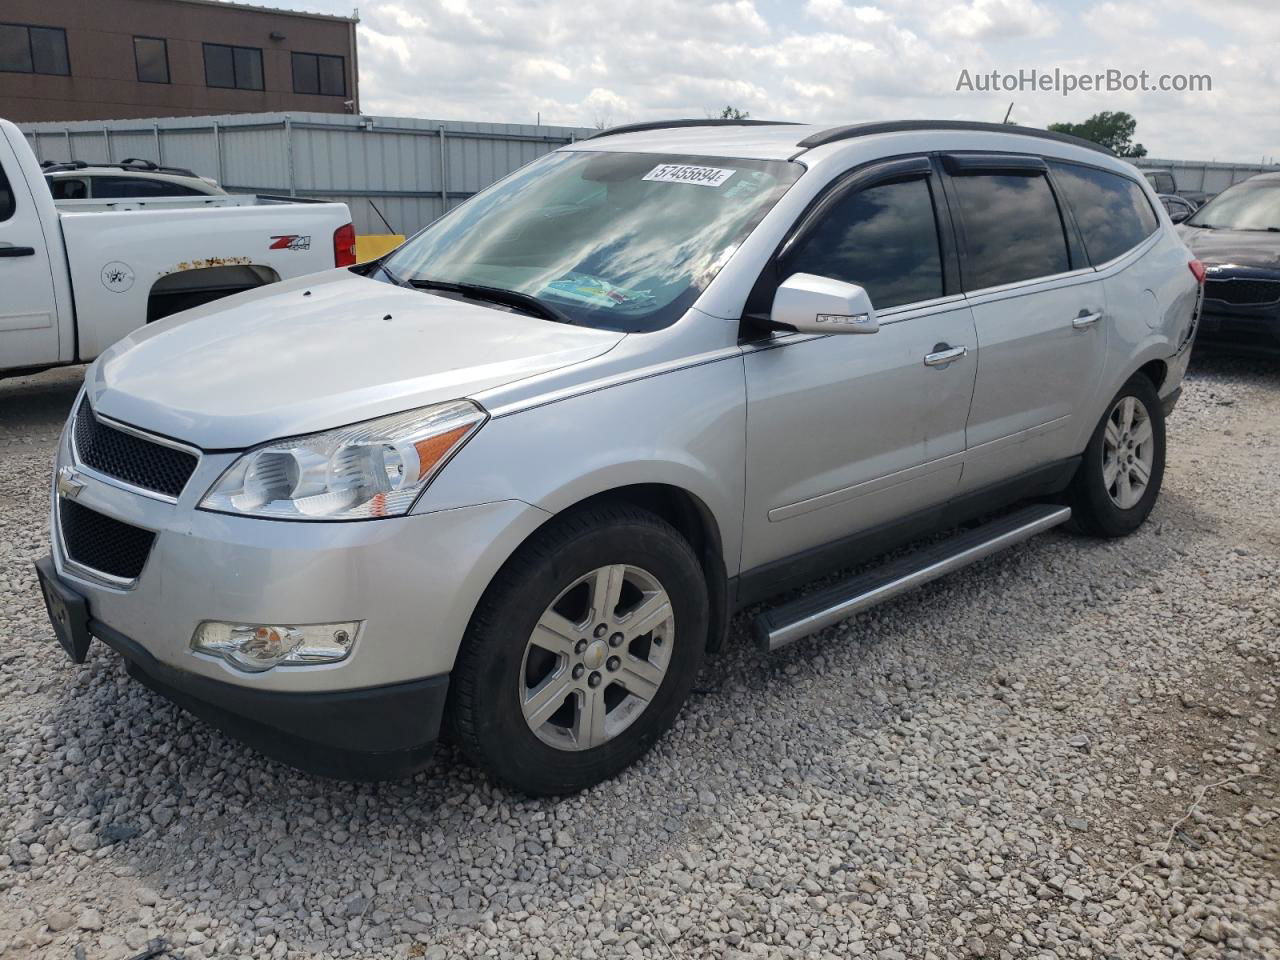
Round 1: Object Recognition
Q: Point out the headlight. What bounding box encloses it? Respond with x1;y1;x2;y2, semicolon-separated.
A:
200;400;485;520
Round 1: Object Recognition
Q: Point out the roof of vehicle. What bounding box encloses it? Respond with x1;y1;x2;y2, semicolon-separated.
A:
575;119;1114;162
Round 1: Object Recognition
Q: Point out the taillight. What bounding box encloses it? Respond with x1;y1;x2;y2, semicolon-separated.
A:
1188;259;1206;285
333;223;357;267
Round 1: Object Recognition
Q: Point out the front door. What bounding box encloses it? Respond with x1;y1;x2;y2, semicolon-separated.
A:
740;161;977;576
0;144;60;370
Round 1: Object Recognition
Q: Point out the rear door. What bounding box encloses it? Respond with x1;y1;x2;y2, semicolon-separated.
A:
942;155;1108;492
0;149;61;369
740;157;978;574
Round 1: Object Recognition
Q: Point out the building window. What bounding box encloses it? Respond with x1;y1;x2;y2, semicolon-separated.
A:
292;51;345;96
0;23;70;75
203;42;263;91
133;36;169;84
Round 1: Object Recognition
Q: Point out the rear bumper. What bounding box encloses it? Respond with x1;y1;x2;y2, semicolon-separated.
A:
79;592;449;779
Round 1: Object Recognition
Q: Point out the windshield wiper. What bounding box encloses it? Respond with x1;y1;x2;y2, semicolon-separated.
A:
407;278;573;325
378;262;413;287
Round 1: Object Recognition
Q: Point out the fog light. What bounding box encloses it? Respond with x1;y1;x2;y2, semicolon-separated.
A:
192;621;359;673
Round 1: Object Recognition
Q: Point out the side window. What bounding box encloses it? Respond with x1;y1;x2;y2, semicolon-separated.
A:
0;162;15;222
951;173;1070;289
49;176;86;200
785;177;944;310
1052;162;1159;265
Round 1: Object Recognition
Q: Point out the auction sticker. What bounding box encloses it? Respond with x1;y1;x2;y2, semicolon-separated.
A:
642;164;736;187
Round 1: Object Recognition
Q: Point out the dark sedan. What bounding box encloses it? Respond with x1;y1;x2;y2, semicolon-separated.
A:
1178;173;1280;355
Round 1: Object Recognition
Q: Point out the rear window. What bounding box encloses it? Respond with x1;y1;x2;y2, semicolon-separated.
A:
1051;162;1159;265
92;176;205;198
951;173;1070;289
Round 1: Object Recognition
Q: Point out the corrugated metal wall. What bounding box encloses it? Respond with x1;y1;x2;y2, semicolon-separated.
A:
19;112;594;235
19;114;1278;233
1134;158;1278;196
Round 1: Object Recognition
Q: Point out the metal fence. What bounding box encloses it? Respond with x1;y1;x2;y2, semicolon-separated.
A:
1133;158;1277;196
19;112;595;235
19;114;1278;233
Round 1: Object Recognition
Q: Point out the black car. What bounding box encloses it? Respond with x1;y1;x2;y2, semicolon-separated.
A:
1178;173;1280;355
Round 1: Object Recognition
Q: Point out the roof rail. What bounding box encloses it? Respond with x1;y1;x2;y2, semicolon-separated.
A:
795;120;1116;157
589;118;801;140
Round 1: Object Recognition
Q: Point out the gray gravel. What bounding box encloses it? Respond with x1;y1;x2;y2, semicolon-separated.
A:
1;356;1277;960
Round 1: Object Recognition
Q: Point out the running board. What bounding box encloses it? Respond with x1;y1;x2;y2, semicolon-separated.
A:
754;504;1072;651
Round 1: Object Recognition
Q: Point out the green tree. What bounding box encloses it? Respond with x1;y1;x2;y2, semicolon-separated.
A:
1048;111;1147;157
718;105;750;120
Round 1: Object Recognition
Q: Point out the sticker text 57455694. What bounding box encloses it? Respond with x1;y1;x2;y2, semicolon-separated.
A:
642;164;736;188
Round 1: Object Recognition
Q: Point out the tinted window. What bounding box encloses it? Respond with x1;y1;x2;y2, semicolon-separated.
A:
49;176;87;200
134;36;169;84
1052;162;1158;264
92;177;204;198
204;43;262;90
293;52;346;96
1;23;69;75
952;173;1070;289
0;163;15;222
785;178;943;309
233;45;263;90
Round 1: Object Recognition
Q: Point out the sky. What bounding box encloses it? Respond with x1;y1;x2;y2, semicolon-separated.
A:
243;0;1278;161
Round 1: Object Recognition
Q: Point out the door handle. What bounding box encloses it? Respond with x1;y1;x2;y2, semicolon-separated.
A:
1072;311;1103;329
0;246;36;258
923;344;967;367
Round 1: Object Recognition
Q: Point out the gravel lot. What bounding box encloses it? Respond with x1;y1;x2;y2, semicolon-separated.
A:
1;356;1276;960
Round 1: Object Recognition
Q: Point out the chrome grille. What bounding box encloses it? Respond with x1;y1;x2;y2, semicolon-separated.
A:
1204;277;1280;306
73;400;198;499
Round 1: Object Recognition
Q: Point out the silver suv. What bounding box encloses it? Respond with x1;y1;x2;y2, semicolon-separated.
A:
37;120;1203;794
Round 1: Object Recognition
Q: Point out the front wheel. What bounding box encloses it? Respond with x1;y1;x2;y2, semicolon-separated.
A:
1068;372;1166;538
448;504;708;795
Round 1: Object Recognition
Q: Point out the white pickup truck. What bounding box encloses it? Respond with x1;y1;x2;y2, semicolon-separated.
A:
0;118;355;377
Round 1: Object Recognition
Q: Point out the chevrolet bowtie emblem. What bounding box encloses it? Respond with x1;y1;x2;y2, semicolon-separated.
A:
56;466;85;500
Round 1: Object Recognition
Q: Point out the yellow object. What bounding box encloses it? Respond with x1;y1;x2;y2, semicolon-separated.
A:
355;234;406;263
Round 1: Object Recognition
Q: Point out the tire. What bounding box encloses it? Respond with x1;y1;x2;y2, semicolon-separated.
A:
1067;372;1166;538
448;504;708;795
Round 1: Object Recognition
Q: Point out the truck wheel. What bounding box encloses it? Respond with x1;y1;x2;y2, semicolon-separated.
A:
1068;373;1166;538
448;504;708;795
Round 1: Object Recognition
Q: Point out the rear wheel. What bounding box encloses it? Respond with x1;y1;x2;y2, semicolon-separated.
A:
1068;373;1166;538
448;504;707;795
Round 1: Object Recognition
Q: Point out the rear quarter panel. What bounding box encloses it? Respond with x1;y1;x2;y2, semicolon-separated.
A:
59;201;350;359
1084;224;1197;450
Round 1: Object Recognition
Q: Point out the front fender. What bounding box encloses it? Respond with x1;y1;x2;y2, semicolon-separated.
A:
418;353;748;577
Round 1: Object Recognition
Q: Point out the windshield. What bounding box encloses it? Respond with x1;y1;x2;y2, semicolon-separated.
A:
1187;181;1280;231
381;150;802;331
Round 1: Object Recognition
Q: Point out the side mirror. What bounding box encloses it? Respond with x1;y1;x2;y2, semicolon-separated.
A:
769;273;879;335
1169;207;1191;225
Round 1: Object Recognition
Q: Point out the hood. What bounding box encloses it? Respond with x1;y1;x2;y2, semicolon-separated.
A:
88;270;624;449
1177;225;1280;271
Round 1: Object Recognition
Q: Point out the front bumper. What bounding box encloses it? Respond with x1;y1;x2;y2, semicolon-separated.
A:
1196;293;1280;355
46;410;551;775
41;552;447;777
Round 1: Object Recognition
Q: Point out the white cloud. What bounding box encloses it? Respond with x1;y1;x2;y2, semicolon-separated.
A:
216;0;1280;161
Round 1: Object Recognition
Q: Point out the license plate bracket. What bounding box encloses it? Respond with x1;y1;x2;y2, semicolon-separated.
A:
35;556;92;663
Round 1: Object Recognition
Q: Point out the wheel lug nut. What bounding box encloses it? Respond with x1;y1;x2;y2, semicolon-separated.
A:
607;656;620;672
572;664;585;680
593;624;607;638
574;639;588;654
588;671;602;688
609;633;624;647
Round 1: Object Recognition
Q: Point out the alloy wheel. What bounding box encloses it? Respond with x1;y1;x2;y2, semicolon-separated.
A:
518;564;675;751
